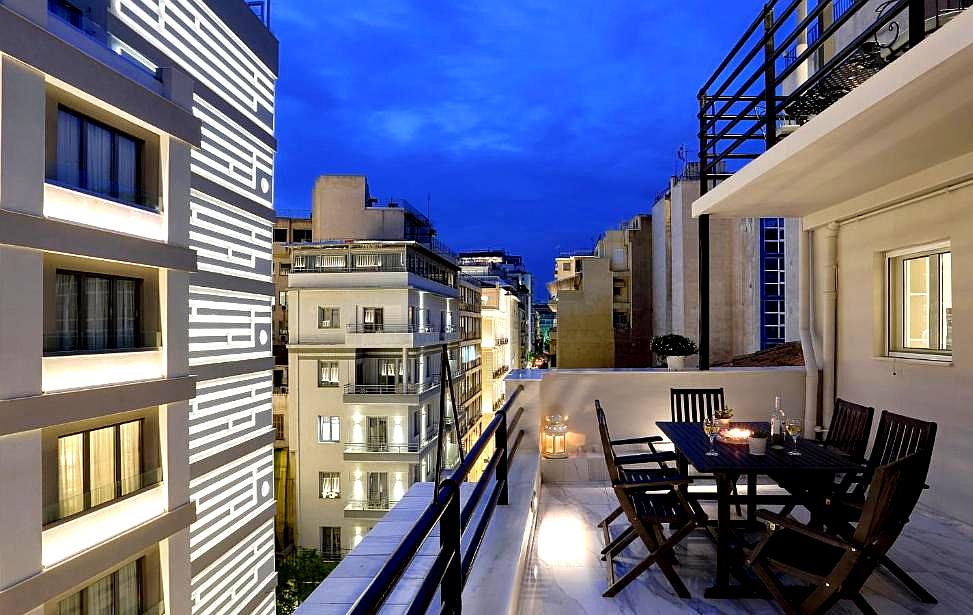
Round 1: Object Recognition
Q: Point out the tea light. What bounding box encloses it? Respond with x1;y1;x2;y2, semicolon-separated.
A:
725;427;752;440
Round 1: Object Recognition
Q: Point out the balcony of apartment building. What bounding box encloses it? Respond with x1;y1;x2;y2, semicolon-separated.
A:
289;243;459;298
342;363;442;405
344;321;460;348
341;412;435;462
296;355;973;615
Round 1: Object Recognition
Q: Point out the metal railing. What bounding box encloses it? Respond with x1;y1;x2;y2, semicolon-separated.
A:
43;467;163;525
45;161;160;211
343;442;421;454
344;379;440;396
344;498;401;513
346;322;435;334
346;385;525;615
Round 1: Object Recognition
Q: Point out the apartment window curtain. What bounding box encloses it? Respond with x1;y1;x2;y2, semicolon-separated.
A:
114;279;138;349
88;426;116;507
56;110;81;185
116;136;138;204
116;560;141;615
58;433;85;518
85;122;113;196
85;573;114;615
85;277;110;350
57;594;82;615
119;421;141;495
56;273;78;352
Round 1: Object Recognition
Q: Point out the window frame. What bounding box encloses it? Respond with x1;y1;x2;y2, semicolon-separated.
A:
52;268;145;355
317;360;340;387
318;471;341;499
51;418;148;526
53;105;148;210
318;307;340;329
57;557;145;614
317;416;341;443
886;241;952;361
273;228;288;243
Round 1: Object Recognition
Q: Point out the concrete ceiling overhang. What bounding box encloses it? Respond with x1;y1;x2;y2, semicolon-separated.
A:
692;9;973;223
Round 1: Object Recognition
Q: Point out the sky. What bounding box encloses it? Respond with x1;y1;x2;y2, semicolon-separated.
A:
271;0;764;298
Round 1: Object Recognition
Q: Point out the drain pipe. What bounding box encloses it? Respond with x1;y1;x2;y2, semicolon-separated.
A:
799;229;819;436
821;222;839;430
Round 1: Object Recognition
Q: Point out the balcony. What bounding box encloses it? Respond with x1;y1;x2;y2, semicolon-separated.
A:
296;365;973;615
342;441;429;462
344;321;455;348
289;245;459;296
343;497;403;519
342;378;441;404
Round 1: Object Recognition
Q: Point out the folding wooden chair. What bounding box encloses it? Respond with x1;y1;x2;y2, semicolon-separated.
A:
824;410;938;604
746;451;931;615
596;400;697;598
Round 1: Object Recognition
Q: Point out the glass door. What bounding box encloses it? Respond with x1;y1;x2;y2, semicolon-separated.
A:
367;472;389;510
367;417;388;451
363;307;384;332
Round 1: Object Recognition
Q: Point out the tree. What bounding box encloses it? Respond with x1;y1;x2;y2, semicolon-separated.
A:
276;549;338;615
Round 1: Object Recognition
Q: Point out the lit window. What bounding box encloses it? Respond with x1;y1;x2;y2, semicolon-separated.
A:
317;361;340;387
57;558;144;614
321;526;342;559
317;416;340;442
888;243;951;359
319;472;340;499
279;263;291;276
318;307;339;329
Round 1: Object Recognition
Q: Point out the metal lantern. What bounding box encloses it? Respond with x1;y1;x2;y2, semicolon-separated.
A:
542;415;569;459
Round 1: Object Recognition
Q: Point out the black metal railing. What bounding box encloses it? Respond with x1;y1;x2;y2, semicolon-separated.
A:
346;385;525;615
346;322;435;334
343;379;440;396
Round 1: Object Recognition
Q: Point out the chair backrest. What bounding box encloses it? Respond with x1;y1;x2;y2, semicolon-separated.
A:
868;410;937;469
825;399;874;461
595;400;623;484
670;388;724;422
853;451;931;553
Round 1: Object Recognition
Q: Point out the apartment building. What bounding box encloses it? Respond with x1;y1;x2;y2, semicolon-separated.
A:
548;214;653;368
456;276;485;480
652;164;800;365
285;175;461;557
479;279;520;413
0;1;277;614
458;249;533;360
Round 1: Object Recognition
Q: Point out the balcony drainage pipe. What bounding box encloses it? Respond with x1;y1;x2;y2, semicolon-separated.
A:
799;228;820;437
821;222;840;432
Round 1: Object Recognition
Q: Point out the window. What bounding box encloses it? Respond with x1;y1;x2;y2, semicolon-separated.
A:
363;307;384;332
278;291;287;308
293;229;312;243
318;307;339;329
321;527;342;559
317;416;340;442
888;243;952;359
319;472;340;499
273;228;288;242
53;107;146;208
273;414;285;440
279;263;291;276
760;218;786;349
57;558;144;615
613;311;629;328
54;419;146;524
561;262;570;272
54;270;143;354
318;361;339;387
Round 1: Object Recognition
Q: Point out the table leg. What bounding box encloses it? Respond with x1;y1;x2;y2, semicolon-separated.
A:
705;473;732;598
747;473;757;524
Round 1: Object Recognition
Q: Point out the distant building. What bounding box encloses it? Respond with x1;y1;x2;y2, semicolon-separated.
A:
458;250;533;361
279;175;469;558
651;163;799;365
548;214;654;368
479;277;521;413
533;303;556;355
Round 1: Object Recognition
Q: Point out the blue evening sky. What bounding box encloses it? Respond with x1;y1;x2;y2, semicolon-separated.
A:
272;1;764;297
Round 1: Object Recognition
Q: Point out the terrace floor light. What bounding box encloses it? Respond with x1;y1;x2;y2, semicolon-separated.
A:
543;414;569;459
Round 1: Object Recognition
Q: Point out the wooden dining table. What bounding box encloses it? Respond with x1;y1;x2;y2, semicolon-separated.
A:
656;420;865;598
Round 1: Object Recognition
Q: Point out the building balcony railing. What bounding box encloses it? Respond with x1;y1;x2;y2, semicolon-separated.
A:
344;498;402;514
698;0;971;182
346;322;435;334
343;442;422;454
45;162;160;213
492;392;507;412
43;466;163;526
343;378;440;396
492;365;510;380
462;357;482;371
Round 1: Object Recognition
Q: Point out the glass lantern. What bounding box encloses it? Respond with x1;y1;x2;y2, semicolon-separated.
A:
542;415;568;459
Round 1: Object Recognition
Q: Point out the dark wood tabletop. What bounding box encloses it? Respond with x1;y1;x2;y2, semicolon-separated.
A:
656;421;865;475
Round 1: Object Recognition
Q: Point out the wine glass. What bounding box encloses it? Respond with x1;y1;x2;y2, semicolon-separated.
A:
786;419;803;456
703;417;720;456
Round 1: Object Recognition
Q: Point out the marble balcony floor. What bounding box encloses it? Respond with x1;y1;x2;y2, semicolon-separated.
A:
518;483;973;615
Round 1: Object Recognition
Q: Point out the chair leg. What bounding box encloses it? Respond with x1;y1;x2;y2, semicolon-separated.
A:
851;593;879;615
730;482;743;517
749;560;799;615
601;526;637;557
598;506;623;529
653;522;696;599
603;552;660;597
778;503;796;517
879;554;938;604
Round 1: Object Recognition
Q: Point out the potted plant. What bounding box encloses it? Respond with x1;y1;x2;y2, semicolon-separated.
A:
749;429;769;455
714;407;734;427
650;334;698;371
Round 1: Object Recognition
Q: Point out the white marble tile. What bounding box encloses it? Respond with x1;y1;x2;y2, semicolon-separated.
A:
518;483;971;614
